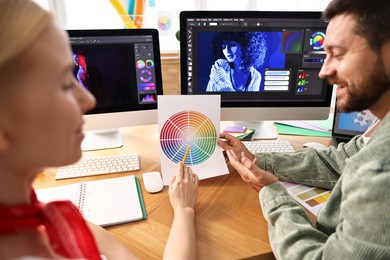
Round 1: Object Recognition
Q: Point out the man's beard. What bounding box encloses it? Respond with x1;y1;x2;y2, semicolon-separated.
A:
328;57;390;113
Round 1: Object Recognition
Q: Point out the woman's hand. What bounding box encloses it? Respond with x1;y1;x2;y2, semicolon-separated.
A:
164;163;199;260
168;162;199;211
226;150;279;192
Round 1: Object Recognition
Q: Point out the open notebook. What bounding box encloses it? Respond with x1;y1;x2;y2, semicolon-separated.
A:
36;175;146;227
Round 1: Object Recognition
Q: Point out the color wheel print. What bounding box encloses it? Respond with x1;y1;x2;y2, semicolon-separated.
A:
160;110;217;165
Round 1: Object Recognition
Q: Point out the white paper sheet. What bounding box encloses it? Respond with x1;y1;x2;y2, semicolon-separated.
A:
158;95;229;185
275;120;330;132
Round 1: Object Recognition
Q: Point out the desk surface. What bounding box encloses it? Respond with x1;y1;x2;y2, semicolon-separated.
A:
33;123;331;260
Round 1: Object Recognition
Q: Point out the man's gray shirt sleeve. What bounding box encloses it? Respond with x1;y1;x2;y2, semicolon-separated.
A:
255;112;390;259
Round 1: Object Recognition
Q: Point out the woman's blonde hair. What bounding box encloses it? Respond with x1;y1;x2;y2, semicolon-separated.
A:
0;0;52;71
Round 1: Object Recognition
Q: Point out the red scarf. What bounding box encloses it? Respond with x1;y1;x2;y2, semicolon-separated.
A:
0;190;101;259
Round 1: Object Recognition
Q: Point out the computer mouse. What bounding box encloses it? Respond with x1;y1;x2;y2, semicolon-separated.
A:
303;142;328;150
142;171;164;193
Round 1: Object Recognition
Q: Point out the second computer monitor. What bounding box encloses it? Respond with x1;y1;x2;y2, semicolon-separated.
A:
180;11;333;139
68;28;163;150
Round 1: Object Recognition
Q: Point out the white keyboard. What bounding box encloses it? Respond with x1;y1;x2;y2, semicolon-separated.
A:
55;153;140;180
244;140;295;153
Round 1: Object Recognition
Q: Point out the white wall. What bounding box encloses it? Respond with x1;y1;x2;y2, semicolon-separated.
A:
48;0;332;52
256;0;330;11
33;0;50;10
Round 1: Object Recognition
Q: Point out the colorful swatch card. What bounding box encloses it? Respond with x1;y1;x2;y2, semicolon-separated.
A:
158;95;229;185
282;181;331;216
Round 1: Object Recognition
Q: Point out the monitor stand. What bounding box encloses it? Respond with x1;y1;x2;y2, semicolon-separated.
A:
221;121;278;140
81;129;124;151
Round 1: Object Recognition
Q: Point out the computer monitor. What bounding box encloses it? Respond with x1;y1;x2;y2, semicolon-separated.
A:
68;29;163;150
180;11;333;139
332;103;377;146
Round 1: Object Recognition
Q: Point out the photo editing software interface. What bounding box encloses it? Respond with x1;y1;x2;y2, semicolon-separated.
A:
69;31;161;114
181;12;332;107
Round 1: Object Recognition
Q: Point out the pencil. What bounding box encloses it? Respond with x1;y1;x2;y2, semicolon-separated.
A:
134;0;145;28
127;0;135;19
109;0;137;29
182;145;190;164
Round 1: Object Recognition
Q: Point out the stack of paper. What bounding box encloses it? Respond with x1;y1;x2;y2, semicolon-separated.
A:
227;128;256;140
274;117;333;137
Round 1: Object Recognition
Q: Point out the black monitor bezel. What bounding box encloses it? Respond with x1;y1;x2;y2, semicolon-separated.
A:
67;28;163;115
179;11;333;108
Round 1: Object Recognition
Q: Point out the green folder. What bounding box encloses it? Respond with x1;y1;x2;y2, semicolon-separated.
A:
274;123;331;137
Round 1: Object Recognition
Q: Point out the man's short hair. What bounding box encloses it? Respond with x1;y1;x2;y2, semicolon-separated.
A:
323;0;390;51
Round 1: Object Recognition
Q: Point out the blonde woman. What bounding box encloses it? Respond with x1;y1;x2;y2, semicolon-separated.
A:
0;0;198;259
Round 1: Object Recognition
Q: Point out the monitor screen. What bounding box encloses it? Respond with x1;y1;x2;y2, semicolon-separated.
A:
333;107;376;137
68;29;163;150
180;11;333;139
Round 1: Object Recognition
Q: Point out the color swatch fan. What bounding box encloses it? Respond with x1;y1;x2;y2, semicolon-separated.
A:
158;95;228;185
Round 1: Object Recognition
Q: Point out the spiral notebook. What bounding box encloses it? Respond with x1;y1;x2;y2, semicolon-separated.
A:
36;175;146;226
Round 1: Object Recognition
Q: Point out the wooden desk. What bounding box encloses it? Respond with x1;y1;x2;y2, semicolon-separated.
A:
33;123;331;260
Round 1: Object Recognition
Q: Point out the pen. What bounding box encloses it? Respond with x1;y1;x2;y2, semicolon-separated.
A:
171;146;190;184
109;0;137;29
134;0;145;28
182;145;190;164
127;0;135;19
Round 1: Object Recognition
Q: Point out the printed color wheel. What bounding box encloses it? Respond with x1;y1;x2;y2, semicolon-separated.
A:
158;16;172;31
160;110;217;165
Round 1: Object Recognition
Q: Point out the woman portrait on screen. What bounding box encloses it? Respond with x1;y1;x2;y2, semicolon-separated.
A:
206;32;267;92
73;51;89;89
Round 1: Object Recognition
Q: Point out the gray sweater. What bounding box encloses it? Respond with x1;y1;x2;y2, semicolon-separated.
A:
256;112;390;259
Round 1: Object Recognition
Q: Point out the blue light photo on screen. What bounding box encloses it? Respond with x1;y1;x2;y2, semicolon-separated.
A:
197;31;286;92
338;110;376;132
